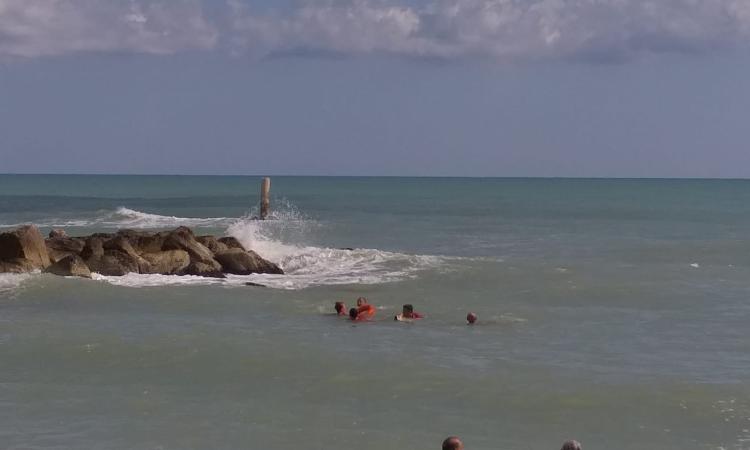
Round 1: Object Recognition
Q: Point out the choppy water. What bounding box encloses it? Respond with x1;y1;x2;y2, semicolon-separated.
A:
1;175;749;450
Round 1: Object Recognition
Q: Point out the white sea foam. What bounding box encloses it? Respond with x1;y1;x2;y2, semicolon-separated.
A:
0;207;234;229
224;215;445;289
6;204;448;290
91;210;446;290
102;207;233;228
0;273;34;297
91;272;227;288
91;241;445;290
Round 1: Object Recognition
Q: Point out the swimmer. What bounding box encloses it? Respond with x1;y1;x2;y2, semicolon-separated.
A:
466;312;477;325
349;303;376;321
356;297;368;307
561;440;581;450
334;301;347;316
442;436;464;450
394;304;423;321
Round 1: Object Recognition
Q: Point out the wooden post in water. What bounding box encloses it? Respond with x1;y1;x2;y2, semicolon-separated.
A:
260;177;271;220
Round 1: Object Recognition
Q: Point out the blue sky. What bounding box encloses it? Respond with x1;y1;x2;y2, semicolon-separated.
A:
1;0;749;177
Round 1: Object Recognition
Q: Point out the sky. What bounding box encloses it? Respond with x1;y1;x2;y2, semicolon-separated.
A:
1;0;750;177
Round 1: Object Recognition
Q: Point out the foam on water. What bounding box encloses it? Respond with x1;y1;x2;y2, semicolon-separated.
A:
0;273;34;297
0;207;234;229
79;204;449;290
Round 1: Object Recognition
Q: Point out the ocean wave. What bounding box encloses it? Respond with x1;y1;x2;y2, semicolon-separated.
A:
0;207;234;229
92;248;446;290
90;211;447;290
4;204;449;290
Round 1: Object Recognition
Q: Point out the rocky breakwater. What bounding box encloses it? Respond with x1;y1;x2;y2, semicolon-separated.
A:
0;225;283;279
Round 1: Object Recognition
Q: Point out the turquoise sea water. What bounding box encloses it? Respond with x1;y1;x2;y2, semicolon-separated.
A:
1;175;749;449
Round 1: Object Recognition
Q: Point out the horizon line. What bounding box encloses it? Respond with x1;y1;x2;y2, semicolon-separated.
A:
1;173;750;181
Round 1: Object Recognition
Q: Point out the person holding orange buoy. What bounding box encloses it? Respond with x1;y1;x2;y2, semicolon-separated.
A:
349;302;376;321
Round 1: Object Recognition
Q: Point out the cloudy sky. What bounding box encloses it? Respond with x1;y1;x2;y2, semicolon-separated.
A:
1;0;749;177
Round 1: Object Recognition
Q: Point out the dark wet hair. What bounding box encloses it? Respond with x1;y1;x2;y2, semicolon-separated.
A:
561;440;581;450
403;304;414;314
335;302;345;313
442;436;463;450
349;308;358;319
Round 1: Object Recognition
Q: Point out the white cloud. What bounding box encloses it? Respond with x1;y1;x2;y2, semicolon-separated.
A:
0;0;218;58
0;0;749;62
229;0;750;62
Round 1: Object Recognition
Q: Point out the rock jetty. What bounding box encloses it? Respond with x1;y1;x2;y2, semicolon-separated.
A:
0;225;283;279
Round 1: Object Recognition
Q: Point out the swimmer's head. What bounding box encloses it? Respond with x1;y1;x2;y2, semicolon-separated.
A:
466;312;477;324
349;308;359;320
356;297;367;307
402;304;414;316
442;436;464;450
561;440;581;450
334;302;345;314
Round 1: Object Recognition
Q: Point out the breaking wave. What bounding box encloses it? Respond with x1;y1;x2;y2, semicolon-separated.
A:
222;215;445;289
0;207;234;229
10;203;450;290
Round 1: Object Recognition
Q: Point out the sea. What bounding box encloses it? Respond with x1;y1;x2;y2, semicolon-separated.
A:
1;175;749;450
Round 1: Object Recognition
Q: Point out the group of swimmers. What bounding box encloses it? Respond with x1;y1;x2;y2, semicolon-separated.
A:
334;297;479;324
442;436;582;450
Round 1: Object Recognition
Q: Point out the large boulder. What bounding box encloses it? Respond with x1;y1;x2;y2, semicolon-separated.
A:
214;249;283;275
182;260;226;278
0;258;37;273
115;229;166;254
86;250;141;276
218;236;246;251
45;237;85;263
162;227;221;270
45;255;92;278
141;250;191;275
103;236;151;273
0;225;51;270
196;236;229;254
162;227;216;265
48;229;67;239
80;237;105;260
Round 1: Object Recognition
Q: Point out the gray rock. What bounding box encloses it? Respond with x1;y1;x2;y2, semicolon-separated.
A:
218;236;246;251
80;237;105;260
3;225;281;280
45;237;85;263
196;235;229;254
0;225;51;271
86;250;141;276
0;258;37;273
48;229;67;239
182;260;226;278
141;250;191;275
45;255;91;278
103;236;151;273
162;227;216;265
214;248;283;275
115;229;166;254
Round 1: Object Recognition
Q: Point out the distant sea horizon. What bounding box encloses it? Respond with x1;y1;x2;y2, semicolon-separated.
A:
3;172;750;180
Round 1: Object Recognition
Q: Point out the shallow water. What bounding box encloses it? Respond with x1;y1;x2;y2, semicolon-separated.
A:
1;176;749;449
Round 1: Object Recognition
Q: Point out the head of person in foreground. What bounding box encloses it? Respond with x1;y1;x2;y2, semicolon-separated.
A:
397;304;422;319
561;440;581;450
442;436;464;450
